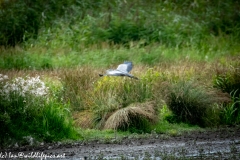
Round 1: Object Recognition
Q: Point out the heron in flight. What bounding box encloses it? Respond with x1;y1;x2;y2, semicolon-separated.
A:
99;61;139;80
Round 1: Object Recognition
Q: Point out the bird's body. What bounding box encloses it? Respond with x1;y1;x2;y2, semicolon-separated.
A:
99;61;138;79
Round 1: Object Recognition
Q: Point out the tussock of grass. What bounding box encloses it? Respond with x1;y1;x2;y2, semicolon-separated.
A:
163;81;216;126
104;101;157;130
73;110;94;129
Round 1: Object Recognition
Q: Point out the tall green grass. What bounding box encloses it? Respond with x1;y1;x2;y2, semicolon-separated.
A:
1;0;240;69
220;90;240;125
1;42;239;70
213;59;240;125
163;81;215;126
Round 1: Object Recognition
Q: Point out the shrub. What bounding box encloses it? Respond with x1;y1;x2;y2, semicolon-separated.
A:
93;19;204;48
164;81;214;126
1;0;240;47
0;74;79;146
0;0;77;46
93;75;153;107
96;20;149;45
0;1;39;46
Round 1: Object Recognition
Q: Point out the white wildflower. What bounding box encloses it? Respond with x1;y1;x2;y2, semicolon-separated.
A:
0;75;48;101
3;75;8;79
0;74;8;83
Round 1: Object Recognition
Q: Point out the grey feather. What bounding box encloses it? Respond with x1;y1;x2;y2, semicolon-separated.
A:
99;61;138;79
116;61;133;73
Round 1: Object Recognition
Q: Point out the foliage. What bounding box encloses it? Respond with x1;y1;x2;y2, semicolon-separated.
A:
0;0;77;46
60;67;98;110
40;100;80;142
65;68;161;131
213;59;240;122
213;59;240;95
221;90;240;125
91;75;155;130
1;0;240;145
59;67;159;132
150;104;201;135
1;0;240;47
164;81;214;126
0;74;79;146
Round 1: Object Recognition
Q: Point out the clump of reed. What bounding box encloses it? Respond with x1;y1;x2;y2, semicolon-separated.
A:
104;101;158;132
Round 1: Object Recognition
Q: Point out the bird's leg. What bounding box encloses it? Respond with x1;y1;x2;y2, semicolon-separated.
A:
114;127;117;139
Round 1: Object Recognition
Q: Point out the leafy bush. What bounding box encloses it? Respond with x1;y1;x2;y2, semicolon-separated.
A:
164;81;214;126
94;20;150;45
87;0;240;47
0;74;78;146
0;0;76;46
93;18;205;47
2;0;239;47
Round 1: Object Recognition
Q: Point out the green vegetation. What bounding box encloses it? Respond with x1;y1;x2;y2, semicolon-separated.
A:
164;81;215;126
0;0;240;147
0;75;79;146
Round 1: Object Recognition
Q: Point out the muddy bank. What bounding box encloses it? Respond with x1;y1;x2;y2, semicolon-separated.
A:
1;128;240;159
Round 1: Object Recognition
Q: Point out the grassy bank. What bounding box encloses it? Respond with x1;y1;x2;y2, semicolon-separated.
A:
0;0;240;147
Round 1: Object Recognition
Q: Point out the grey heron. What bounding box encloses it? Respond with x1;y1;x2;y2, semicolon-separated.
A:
99;61;139;80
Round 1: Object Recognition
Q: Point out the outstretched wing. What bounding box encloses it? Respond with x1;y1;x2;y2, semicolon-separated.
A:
116;61;133;73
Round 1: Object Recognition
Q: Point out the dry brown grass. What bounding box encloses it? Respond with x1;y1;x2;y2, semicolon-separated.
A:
104;101;158;130
73;110;94;129
59;67;100;110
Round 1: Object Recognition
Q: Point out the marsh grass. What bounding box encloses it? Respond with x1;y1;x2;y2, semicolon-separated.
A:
41;100;80;142
221;90;240;125
213;59;240;125
104;102;157;132
0;58;237;145
49;59;236;131
60;67;98;110
90;71;160;130
0;0;240;147
213;58;240;95
164;81;216;126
